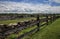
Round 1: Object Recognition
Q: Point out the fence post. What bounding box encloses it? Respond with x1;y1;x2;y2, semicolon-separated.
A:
46;15;48;25
54;14;56;20
53;14;55;21
36;15;40;31
50;14;53;23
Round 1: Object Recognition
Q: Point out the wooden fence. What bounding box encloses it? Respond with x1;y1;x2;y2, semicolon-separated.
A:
0;14;60;39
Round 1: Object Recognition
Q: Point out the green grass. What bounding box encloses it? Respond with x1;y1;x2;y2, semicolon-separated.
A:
0;17;36;24
23;18;60;39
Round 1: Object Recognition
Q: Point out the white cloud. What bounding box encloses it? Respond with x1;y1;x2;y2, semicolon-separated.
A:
49;6;60;13
0;1;60;14
49;0;60;3
53;0;60;3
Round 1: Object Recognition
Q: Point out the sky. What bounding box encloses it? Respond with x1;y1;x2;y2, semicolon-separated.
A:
0;0;60;14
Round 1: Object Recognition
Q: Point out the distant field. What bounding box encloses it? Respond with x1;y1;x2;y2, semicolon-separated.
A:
0;16;46;24
23;18;60;39
0;17;36;24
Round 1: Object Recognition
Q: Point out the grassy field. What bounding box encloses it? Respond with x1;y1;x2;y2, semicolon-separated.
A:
0;17;36;24
23;18;60;39
0;16;46;24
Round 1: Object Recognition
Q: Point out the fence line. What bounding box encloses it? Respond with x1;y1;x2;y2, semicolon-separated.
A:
0;14;60;39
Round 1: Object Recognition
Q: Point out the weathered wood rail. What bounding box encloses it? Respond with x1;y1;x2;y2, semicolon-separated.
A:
0;14;60;39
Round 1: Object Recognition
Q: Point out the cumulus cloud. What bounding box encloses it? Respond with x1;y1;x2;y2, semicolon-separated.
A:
0;1;60;14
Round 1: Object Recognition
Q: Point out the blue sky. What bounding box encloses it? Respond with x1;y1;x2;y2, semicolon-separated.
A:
0;0;60;13
0;0;60;6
